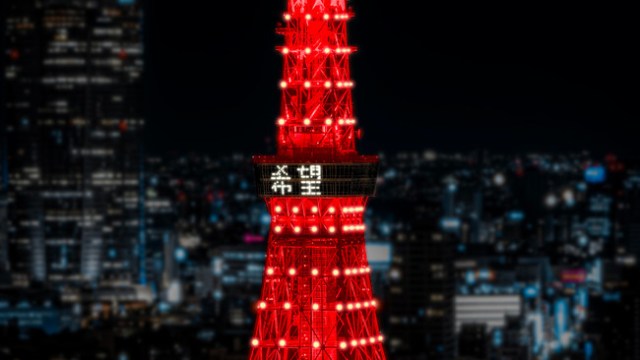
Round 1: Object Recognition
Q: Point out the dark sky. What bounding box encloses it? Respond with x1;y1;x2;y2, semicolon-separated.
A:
146;1;637;157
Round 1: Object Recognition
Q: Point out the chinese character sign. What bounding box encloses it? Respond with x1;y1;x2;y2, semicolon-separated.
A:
268;164;323;196
298;165;321;196
256;162;378;197
270;165;293;195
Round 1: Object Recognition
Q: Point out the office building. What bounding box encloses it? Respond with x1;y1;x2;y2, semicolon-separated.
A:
4;0;144;288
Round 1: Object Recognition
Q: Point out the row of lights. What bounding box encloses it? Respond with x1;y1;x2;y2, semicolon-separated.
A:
343;267;371;276
273;224;366;234
276;118;357;126
342;224;366;232
335;299;378;312
336;81;355;88
273;224;336;234
281;47;353;55
265;266;371;277
279;80;354;89
340;335;384;349
273;205;364;214
257;301;335;312
283;13;351;21
276;205;325;213
250;335;384;349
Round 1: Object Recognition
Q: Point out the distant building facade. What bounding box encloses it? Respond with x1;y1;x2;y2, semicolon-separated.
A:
4;0;144;288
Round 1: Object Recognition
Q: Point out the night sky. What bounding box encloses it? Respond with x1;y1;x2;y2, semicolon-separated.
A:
146;2;637;157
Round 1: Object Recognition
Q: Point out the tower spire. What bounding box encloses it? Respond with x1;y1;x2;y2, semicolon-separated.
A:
275;0;359;158
250;1;387;359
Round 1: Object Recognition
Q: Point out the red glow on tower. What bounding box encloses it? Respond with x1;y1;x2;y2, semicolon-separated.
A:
250;1;386;359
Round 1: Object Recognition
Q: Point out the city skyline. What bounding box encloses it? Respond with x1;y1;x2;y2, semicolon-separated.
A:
2;1;640;359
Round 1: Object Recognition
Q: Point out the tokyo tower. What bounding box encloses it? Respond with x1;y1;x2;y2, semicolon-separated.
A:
250;0;387;359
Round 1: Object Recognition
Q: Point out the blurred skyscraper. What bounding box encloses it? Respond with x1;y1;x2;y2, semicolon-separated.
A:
1;140;8;276
3;0;144;289
0;182;7;278
386;190;456;359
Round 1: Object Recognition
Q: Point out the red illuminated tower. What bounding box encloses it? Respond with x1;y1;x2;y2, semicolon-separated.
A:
250;1;386;359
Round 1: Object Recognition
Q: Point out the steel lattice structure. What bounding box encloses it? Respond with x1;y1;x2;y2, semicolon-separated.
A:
250;0;386;359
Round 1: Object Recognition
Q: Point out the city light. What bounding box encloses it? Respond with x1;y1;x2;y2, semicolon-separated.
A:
1;0;635;359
